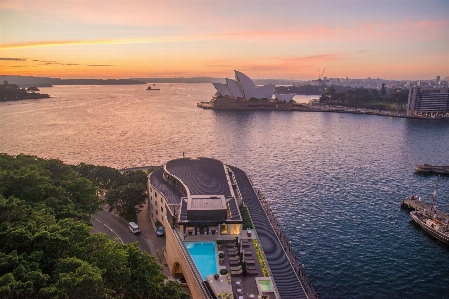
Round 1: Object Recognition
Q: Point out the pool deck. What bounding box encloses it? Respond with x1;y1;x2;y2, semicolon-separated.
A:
181;234;275;298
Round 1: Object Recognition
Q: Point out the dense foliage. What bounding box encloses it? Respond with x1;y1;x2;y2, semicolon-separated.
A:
0;154;188;299
319;86;409;111
73;163;151;220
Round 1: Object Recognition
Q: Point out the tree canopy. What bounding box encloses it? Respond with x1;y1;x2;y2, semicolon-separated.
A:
0;154;188;299
319;86;409;111
73;163;150;220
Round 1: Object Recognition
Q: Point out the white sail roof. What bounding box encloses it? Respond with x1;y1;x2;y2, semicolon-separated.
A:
253;84;276;99
212;71;276;101
274;93;296;103
212;83;232;97
225;78;244;99
235;70;257;101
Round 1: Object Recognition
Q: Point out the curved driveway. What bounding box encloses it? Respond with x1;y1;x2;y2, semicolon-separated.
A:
91;209;153;254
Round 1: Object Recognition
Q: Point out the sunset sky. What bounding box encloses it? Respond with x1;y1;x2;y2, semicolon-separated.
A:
1;0;448;80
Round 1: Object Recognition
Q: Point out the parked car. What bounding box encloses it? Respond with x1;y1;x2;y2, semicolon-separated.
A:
156;226;165;237
128;222;140;234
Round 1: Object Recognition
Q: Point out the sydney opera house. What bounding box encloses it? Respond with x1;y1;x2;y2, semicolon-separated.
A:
198;71;297;109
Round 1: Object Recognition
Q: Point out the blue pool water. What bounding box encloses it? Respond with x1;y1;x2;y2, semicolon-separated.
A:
185;242;218;280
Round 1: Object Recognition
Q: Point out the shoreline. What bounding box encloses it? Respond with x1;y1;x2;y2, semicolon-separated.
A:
197;101;449;120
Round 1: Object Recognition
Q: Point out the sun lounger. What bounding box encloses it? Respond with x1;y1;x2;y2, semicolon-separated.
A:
244;259;255;264
246;269;258;275
246;265;257;271
230;265;242;271
231;269;242;275
229;256;240;261
244;250;253;256
230;261;241;266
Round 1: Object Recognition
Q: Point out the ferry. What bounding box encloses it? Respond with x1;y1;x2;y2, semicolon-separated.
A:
410;179;449;245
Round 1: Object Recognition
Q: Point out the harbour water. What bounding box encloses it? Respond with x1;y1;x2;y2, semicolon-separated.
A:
1;84;449;298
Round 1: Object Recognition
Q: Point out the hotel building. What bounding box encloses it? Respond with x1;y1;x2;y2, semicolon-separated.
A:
407;86;449;116
147;157;314;299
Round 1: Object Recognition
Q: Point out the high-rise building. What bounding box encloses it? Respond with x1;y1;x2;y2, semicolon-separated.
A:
407;86;449;116
436;76;441;83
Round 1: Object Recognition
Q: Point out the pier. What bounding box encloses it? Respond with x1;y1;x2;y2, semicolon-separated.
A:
401;198;449;222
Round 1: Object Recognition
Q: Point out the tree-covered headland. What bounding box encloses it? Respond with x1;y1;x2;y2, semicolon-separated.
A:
0;81;50;102
0;154;187;299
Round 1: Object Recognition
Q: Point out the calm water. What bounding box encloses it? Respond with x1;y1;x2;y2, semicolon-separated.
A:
1;84;449;298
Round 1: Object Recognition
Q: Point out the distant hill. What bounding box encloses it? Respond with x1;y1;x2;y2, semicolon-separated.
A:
0;76;146;87
135;77;298;85
134;77;226;84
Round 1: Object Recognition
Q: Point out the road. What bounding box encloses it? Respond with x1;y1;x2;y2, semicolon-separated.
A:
91;209;153;254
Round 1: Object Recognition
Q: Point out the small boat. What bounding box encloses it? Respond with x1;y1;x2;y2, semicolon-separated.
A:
410;179;449;245
146;86;160;90
414;164;449;175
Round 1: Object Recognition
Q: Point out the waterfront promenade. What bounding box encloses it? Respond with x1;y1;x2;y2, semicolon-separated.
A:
197;101;449;120
230;166;317;299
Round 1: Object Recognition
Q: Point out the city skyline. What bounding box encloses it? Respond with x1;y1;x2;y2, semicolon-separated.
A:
1;0;448;80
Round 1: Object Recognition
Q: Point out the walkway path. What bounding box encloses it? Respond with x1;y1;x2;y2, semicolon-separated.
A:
229;166;309;299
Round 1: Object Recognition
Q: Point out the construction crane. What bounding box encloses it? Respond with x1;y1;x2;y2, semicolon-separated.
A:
317;68;328;86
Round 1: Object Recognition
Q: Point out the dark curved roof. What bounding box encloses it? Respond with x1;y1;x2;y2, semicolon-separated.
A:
165;157;231;196
229;166;308;299
149;168;183;205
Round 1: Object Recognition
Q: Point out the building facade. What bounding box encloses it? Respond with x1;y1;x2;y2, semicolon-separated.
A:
147;157;245;298
407;86;449;116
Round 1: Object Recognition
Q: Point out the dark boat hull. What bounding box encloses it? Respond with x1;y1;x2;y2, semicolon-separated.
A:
410;211;449;245
414;164;449;175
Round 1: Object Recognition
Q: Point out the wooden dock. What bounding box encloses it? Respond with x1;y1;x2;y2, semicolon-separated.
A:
401;198;449;222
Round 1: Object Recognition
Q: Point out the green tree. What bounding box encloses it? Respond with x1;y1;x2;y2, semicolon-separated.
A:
106;183;147;217
54;258;113;299
0;154;189;299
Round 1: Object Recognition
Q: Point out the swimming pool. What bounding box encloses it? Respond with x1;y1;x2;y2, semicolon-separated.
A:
185;242;218;280
256;277;275;293
259;279;273;291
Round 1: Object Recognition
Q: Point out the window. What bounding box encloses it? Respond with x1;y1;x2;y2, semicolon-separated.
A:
155;201;157;207
155;192;157;198
150;187;152;192
161;198;163;203
161;207;163;212
156;210;158;215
